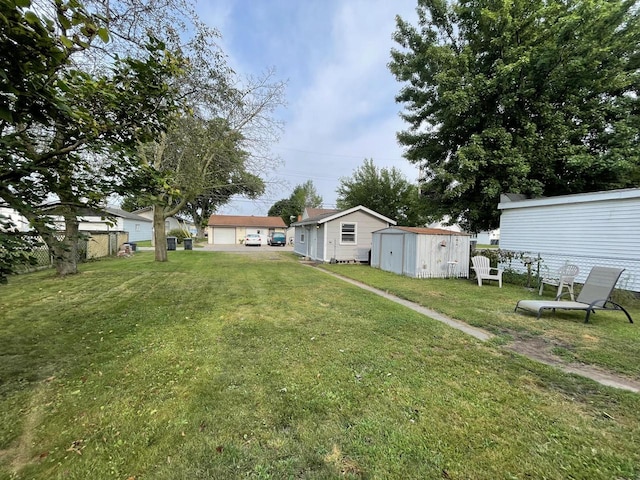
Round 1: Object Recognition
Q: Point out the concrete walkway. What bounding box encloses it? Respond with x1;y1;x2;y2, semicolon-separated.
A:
314;267;640;394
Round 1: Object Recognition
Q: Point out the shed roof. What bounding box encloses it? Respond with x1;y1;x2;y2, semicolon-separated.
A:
207;215;286;228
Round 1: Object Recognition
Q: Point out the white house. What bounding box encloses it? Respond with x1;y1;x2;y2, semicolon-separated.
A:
371;227;470;278
133;207;197;236
46;206;153;243
2;205;152;242
0;206;30;231
292;205;396;263
498;188;640;291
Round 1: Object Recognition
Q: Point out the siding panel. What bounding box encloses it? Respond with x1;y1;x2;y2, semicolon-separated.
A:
499;191;640;291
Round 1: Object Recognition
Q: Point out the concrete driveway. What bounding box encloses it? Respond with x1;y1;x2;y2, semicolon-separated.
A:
199;243;295;253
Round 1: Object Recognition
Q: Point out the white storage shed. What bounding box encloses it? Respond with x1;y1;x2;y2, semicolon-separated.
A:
371;227;470;279
498;188;640;292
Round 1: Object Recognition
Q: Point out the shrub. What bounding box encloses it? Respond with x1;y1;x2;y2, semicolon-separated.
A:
167;228;191;244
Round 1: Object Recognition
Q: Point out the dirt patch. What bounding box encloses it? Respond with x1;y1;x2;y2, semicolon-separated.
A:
506;336;640;393
0;382;49;474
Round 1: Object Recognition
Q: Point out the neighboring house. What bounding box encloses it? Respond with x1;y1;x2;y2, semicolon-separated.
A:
0;206;30;231
470;229;500;246
285;226;296;246
207;215;287;245
291;205;396;263
1;205;148;262
133;207;197;236
498;188;640;291
371;227;470;278
427;218;499;246
44;206;152;242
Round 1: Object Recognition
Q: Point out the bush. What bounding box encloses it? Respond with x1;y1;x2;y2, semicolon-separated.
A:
167;228;191;245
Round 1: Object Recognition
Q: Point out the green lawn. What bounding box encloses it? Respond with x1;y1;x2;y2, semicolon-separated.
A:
320;264;640;380
1;251;639;479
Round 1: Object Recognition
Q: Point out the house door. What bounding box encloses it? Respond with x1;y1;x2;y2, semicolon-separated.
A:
310;227;318;260
380;234;403;275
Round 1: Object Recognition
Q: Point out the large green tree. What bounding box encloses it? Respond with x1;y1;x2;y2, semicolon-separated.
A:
390;0;640;232
268;180;323;226
132;116;267;259
138;67;285;262
336;159;428;226
0;0;184;276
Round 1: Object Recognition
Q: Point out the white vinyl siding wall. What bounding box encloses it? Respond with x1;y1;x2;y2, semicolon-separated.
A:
371;228;470;278
498;189;640;291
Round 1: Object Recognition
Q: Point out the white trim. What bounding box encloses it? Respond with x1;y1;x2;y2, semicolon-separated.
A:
340;221;357;245
498;188;640;210
319;205;396;225
293;205;396;227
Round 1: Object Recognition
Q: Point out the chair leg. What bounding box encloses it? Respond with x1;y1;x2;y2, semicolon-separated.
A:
556;283;563;299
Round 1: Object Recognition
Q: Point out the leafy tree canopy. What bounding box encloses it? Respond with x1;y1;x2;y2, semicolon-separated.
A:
0;0;185;276
390;0;640;232
268;180;323;226
336;158;428;226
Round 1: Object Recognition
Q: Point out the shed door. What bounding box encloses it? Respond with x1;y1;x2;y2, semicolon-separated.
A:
380;234;404;275
213;227;236;244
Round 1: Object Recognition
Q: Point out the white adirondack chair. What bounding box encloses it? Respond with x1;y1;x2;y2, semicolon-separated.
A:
471;255;503;288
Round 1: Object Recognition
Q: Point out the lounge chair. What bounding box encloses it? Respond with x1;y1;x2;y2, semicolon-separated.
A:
515;266;633;323
471;255;503;287
538;264;580;300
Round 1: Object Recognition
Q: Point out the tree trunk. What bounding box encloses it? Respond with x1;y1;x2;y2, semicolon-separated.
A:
153;205;168;262
195;224;206;239
52;207;80;276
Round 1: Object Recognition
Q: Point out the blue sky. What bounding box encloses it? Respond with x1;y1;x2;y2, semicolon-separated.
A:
195;0;419;215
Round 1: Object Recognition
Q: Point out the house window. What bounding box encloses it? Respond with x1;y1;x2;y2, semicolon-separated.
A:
135;223;140;232
340;222;357;244
300;232;305;243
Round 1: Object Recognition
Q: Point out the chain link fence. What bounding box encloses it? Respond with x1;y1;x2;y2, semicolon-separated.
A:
14;234;90;274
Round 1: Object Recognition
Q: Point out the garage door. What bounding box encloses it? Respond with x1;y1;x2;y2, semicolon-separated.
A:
213;227;236;245
380;234;404;275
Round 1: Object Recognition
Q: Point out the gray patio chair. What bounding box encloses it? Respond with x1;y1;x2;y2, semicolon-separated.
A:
515;266;633;323
538;264;580;300
471;255;503;287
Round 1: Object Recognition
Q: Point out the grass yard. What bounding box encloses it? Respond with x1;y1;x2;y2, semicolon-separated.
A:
321;264;640;380
1;251;639;479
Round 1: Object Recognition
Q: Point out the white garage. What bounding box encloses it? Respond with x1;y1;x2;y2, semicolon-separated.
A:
207;214;287;245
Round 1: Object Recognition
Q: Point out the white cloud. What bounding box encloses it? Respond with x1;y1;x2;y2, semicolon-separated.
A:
196;1;418;214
